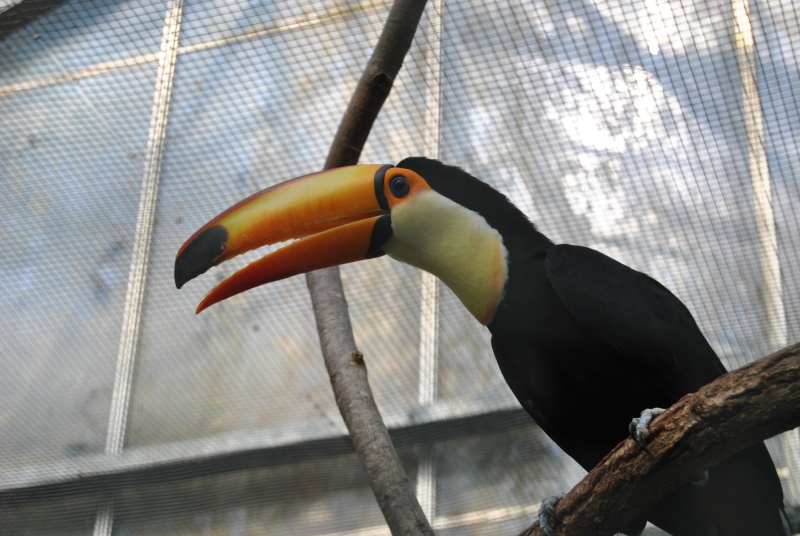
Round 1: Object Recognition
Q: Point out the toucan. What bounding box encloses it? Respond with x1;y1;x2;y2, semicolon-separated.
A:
175;158;786;535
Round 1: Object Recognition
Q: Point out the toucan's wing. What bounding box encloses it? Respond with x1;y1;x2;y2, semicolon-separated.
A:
543;244;726;398
544;244;787;535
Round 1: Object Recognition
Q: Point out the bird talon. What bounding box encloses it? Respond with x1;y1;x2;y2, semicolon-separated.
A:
630;408;665;455
538;494;564;536
692;469;709;487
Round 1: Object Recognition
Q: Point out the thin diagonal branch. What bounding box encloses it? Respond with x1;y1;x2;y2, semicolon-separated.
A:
304;1;433;534
520;341;800;536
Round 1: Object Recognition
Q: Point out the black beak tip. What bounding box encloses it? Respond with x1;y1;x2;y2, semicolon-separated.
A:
174;225;229;289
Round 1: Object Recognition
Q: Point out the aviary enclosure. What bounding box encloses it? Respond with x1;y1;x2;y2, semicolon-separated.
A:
0;0;798;534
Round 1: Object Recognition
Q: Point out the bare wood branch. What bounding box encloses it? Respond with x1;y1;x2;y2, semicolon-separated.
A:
520;342;800;536
323;0;427;171
304;1;433;535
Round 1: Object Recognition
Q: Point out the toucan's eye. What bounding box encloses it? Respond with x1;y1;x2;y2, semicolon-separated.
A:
389;176;410;198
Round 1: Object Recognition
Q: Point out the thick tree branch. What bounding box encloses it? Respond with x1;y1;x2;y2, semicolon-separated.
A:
304;1;433;535
520;341;800;536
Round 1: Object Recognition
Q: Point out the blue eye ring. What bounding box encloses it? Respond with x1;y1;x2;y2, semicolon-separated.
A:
389;175;410;198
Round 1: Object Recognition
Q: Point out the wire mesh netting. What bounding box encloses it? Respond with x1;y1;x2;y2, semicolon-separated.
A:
0;0;798;534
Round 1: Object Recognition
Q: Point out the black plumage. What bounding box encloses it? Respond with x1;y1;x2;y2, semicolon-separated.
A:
400;158;786;536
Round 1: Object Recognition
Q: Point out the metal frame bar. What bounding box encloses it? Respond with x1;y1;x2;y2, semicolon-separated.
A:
731;0;787;350
0;395;524;501
415;0;445;521
93;1;184;533
0;0;386;99
418;0;444;411
105;0;183;462
731;0;797;506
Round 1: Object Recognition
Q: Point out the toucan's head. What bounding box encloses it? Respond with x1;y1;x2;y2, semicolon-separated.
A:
175;158;539;324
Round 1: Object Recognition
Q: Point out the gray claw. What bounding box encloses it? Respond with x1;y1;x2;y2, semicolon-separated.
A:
537;494;564;536
692;469;709;487
629;407;665;455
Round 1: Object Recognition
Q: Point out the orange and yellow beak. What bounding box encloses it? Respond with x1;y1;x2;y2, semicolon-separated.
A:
175;164;402;313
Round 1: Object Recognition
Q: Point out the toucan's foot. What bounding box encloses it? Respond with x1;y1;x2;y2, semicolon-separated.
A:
692;469;709;487
537;494;563;536
628;407;665;454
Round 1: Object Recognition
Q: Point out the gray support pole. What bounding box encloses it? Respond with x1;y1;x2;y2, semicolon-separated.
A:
93;1;183;533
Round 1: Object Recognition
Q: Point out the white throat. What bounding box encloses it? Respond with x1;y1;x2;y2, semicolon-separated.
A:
383;190;509;325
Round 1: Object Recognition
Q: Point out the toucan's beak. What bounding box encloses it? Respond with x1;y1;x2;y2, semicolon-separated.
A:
175;164;394;313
